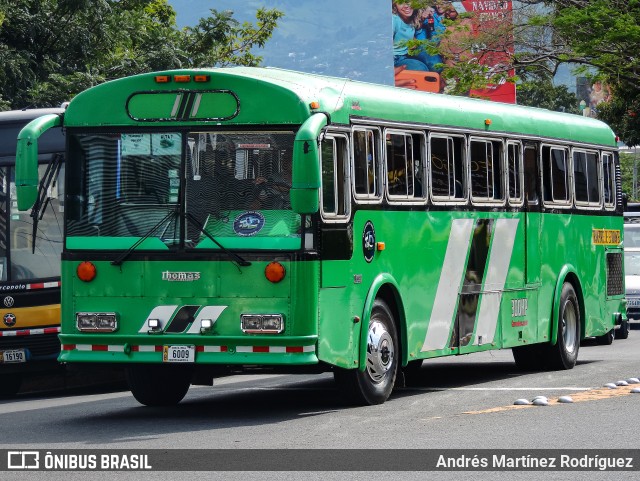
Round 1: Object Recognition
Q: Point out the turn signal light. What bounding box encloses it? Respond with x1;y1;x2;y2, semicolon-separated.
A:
77;261;97;282
265;261;286;283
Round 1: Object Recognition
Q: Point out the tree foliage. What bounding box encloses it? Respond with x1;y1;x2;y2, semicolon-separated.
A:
515;1;640;144
516;73;580;114
0;0;283;109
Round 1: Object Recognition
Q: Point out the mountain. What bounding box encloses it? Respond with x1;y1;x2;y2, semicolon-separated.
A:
167;0;394;86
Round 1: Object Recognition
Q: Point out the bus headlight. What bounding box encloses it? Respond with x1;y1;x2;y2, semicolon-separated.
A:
241;314;284;334
76;312;118;332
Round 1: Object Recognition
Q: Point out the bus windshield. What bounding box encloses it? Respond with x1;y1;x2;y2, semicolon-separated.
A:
66;130;300;250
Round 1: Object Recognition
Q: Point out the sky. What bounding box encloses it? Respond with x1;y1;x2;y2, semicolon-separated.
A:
167;0;394;86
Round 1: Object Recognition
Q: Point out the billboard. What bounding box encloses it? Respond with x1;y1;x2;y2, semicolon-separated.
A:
392;1;516;103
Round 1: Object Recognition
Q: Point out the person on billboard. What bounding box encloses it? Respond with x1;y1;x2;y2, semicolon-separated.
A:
392;2;430;72
414;6;445;72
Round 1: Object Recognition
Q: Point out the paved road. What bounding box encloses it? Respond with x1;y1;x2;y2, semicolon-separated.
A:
2;326;640;480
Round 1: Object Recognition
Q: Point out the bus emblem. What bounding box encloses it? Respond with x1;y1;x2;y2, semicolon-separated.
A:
234;211;265;236
3;313;16;327
362;221;376;263
3;296;14;307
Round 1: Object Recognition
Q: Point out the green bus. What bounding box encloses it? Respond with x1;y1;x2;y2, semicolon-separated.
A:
0;108;65;397
15;68;625;406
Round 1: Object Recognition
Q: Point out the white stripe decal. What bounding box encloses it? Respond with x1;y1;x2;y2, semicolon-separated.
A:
473;218;519;345
236;346;253;353
421;218;475;352
138;305;179;333
137;345;157;352
76;344;92;351
203;346;225;353
171;94;182;117
186;306;227;334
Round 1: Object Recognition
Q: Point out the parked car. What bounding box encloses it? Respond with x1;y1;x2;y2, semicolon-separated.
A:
622;221;640;339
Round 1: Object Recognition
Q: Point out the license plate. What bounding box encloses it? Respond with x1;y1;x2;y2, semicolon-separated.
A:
0;349;26;363
627;298;640;307
163;345;195;363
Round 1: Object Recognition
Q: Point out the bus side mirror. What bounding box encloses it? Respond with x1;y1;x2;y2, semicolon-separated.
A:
16;114;62;211
291;114;327;214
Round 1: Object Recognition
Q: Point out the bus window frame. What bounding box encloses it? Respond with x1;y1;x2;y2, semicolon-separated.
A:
602;151;616;211
351;126;383;205
541;143;572;209
506;139;524;208
572;147;602;210
428;131;468;205
468;135;506;207
320;131;351;223
383;128;428;205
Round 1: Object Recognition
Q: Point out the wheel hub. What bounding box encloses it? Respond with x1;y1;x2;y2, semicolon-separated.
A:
366;320;395;383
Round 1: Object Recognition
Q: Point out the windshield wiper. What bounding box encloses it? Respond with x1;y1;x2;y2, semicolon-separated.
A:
185;212;251;267
111;209;178;266
30;153;63;254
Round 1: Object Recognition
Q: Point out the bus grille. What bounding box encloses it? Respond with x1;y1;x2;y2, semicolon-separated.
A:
0;332;60;358
606;251;623;296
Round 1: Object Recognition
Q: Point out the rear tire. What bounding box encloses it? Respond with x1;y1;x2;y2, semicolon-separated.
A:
616;320;629;340
548;282;580;370
126;364;192;406
334;299;399;405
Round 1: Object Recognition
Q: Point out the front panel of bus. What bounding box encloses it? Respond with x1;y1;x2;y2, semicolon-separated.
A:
61;128;319;367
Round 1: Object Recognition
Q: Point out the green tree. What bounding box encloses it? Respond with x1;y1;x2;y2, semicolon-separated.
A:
515;1;640;145
516;73;580;114
0;1;282;109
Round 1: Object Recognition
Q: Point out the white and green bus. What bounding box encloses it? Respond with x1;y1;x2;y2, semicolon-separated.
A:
15;68;625;406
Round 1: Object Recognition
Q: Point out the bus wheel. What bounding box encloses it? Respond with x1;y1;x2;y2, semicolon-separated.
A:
0;373;22;398
334;299;398;405
126;364;192;406
548;283;580;370
616;320;629;340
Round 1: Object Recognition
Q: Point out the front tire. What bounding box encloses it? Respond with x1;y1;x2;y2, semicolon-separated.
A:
548;283;580;370
334;299;399;405
126;364;192;406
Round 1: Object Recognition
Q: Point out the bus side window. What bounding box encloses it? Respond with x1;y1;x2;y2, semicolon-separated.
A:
469;138;503;202
507;142;523;204
385;131;416;198
602;152;615;207
542;146;569;204
321;135;349;218
573;150;600;206
430;135;465;200
353;129;379;198
524;145;538;204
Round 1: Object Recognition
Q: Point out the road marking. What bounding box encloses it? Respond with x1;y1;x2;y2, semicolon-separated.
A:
462;386;639;415
404;387;592;391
